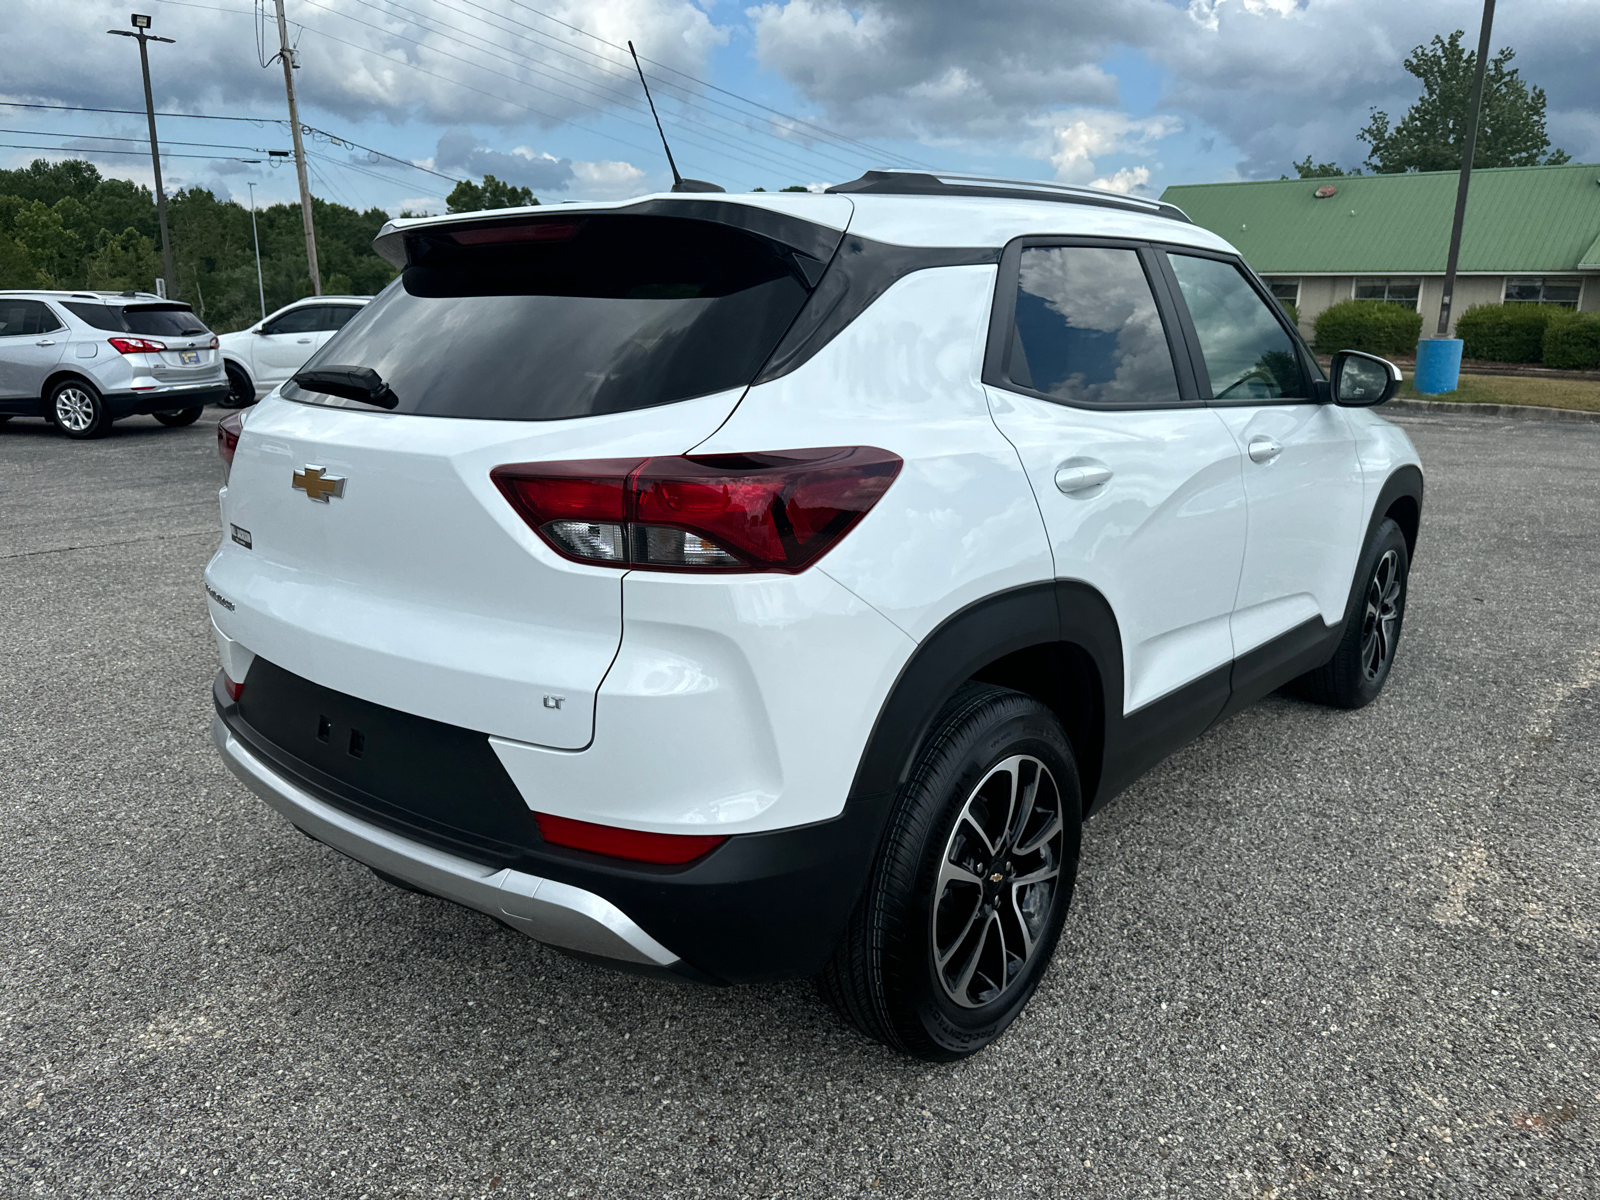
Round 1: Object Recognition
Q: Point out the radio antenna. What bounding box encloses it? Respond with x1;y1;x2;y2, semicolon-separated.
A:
628;41;724;194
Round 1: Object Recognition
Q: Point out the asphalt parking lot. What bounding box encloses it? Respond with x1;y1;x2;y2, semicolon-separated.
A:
3;408;1597;1199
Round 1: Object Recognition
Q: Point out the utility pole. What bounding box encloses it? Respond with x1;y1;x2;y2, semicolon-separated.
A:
107;14;176;298
1436;0;1496;338
247;181;266;320
270;0;321;295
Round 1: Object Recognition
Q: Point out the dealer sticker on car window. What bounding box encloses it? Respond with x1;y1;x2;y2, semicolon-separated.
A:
179;350;200;365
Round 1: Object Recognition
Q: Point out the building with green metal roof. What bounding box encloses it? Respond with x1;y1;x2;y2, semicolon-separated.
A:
1160;162;1600;338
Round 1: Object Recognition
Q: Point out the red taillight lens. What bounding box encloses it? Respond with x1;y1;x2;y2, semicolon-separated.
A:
223;676;245;701
491;447;902;574
217;410;244;472
209;335;220;350
534;813;727;865
108;336;166;354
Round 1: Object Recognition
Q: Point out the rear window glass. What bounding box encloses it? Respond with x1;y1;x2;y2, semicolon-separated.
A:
283;215;813;421
62;301;209;337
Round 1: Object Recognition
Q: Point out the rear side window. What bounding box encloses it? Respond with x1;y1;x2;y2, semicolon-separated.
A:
61;301;208;337
1005;246;1180;406
1167;254;1305;400
262;306;325;336
324;304;361;330
285;215;812;421
0;299;62;336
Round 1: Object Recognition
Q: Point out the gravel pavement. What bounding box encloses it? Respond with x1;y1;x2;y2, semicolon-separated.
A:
3;409;1597;1199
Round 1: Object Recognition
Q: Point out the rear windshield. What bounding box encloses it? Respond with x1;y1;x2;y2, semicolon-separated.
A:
282;215;814;421
62;301;209;337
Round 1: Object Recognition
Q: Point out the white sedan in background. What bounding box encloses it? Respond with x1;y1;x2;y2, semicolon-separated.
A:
218;295;370;406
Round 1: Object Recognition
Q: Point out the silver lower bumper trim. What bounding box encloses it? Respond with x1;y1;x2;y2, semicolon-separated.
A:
211;716;679;968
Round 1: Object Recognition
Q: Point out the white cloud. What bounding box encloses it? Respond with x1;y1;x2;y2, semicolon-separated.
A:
1035;111;1182;186
1090;166;1152;194
571;159;648;199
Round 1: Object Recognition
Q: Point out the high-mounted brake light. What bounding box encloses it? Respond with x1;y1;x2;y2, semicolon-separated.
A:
108;336;166;354
447;221;582;246
217;410;244;474
534;813;727;865
491;447;902;574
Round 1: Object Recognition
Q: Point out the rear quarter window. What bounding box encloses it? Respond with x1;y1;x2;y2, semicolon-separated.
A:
284;215;815;421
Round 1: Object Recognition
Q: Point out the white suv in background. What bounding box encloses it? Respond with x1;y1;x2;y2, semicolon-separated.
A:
217;295;370;407
206;174;1421;1060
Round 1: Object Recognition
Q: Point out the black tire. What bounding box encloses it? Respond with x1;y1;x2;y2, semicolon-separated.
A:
1293;517;1409;709
48;378;110;439
222;363;255;408
819;684;1082;1061
154;406;204;427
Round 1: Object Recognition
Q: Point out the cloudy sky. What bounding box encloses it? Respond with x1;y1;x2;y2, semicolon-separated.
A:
5;0;1598;214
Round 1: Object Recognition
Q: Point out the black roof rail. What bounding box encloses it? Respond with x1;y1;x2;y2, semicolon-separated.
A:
825;170;1191;223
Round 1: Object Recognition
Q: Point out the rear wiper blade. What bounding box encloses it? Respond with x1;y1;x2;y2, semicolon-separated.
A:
291;365;399;409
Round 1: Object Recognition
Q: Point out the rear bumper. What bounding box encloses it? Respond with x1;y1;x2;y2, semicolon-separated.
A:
107;381;231;417
212;714;684;971
211;673;894;984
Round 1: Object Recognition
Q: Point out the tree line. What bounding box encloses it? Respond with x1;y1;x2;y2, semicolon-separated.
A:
0;158;399;333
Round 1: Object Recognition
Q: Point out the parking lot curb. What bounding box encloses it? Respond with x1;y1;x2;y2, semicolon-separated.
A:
1385;398;1600;424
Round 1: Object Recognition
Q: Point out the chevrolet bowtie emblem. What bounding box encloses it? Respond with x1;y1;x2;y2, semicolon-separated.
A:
292;466;346;502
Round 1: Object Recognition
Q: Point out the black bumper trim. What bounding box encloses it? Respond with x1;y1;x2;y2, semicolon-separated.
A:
214;665;891;984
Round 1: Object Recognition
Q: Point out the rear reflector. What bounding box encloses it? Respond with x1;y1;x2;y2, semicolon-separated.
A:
534;813;727;865
217;410;244;473
108;336;166;354
222;676;245;701
492;447;902;574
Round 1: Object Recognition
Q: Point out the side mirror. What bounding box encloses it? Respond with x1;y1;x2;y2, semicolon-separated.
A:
1329;349;1401;407
254;326;270;335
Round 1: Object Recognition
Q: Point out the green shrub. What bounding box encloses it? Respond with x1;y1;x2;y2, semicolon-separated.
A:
1312;299;1422;356
1541;310;1600;370
1455;303;1565;362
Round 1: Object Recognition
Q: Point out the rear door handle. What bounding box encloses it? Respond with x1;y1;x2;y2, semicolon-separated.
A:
1054;464;1113;493
36;339;56;346
296;338;312;344
1247;437;1283;464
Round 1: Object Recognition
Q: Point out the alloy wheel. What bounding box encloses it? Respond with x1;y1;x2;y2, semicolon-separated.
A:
932;754;1066;1009
1360;548;1402;681
54;387;96;432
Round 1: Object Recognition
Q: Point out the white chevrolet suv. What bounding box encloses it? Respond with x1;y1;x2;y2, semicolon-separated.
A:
207;173;1420;1061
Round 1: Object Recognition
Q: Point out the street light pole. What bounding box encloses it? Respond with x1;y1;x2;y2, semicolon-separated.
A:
1436;0;1496;338
107;13;176;298
247;181;266;320
270;0;322;295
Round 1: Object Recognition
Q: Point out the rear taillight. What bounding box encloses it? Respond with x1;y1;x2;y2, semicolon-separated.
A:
208;335;220;349
491;447;902;574
217;411;244;474
108;336;166;354
534;813;726;865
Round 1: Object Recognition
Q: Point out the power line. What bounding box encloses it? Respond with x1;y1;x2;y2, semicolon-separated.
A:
0;101;458;182
0;142;279;163
296;0;823;184
0;126;288;155
333;0;858;183
495;0;932;170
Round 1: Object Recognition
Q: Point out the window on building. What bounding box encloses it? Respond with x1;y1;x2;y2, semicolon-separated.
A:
1353;278;1421;307
1503;277;1583;307
1262;277;1301;306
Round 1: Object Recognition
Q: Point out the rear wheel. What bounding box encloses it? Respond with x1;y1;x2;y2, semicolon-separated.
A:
1293;517;1409;708
222;363;254;408
819;684;1081;1061
154;406;204;427
50;379;110;439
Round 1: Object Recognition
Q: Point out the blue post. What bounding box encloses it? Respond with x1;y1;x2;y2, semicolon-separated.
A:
1414;337;1463;394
